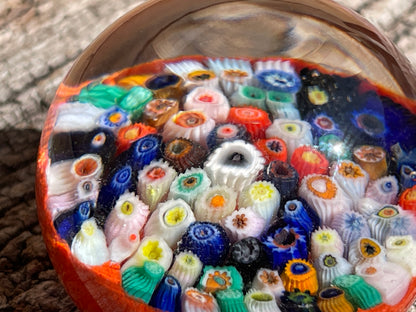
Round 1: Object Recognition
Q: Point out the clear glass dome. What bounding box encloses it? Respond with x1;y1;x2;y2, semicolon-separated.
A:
65;0;416;100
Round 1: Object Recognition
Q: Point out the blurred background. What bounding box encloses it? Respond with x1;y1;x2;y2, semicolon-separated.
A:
0;0;415;311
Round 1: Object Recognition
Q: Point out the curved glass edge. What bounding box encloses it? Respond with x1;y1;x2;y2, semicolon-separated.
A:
62;0;416;101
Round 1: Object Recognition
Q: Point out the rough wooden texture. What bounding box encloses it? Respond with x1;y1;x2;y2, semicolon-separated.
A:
0;0;415;311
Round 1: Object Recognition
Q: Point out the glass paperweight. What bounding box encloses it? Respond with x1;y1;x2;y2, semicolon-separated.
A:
36;0;416;311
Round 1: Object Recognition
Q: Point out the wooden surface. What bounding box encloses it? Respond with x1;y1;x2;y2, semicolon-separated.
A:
0;0;415;311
